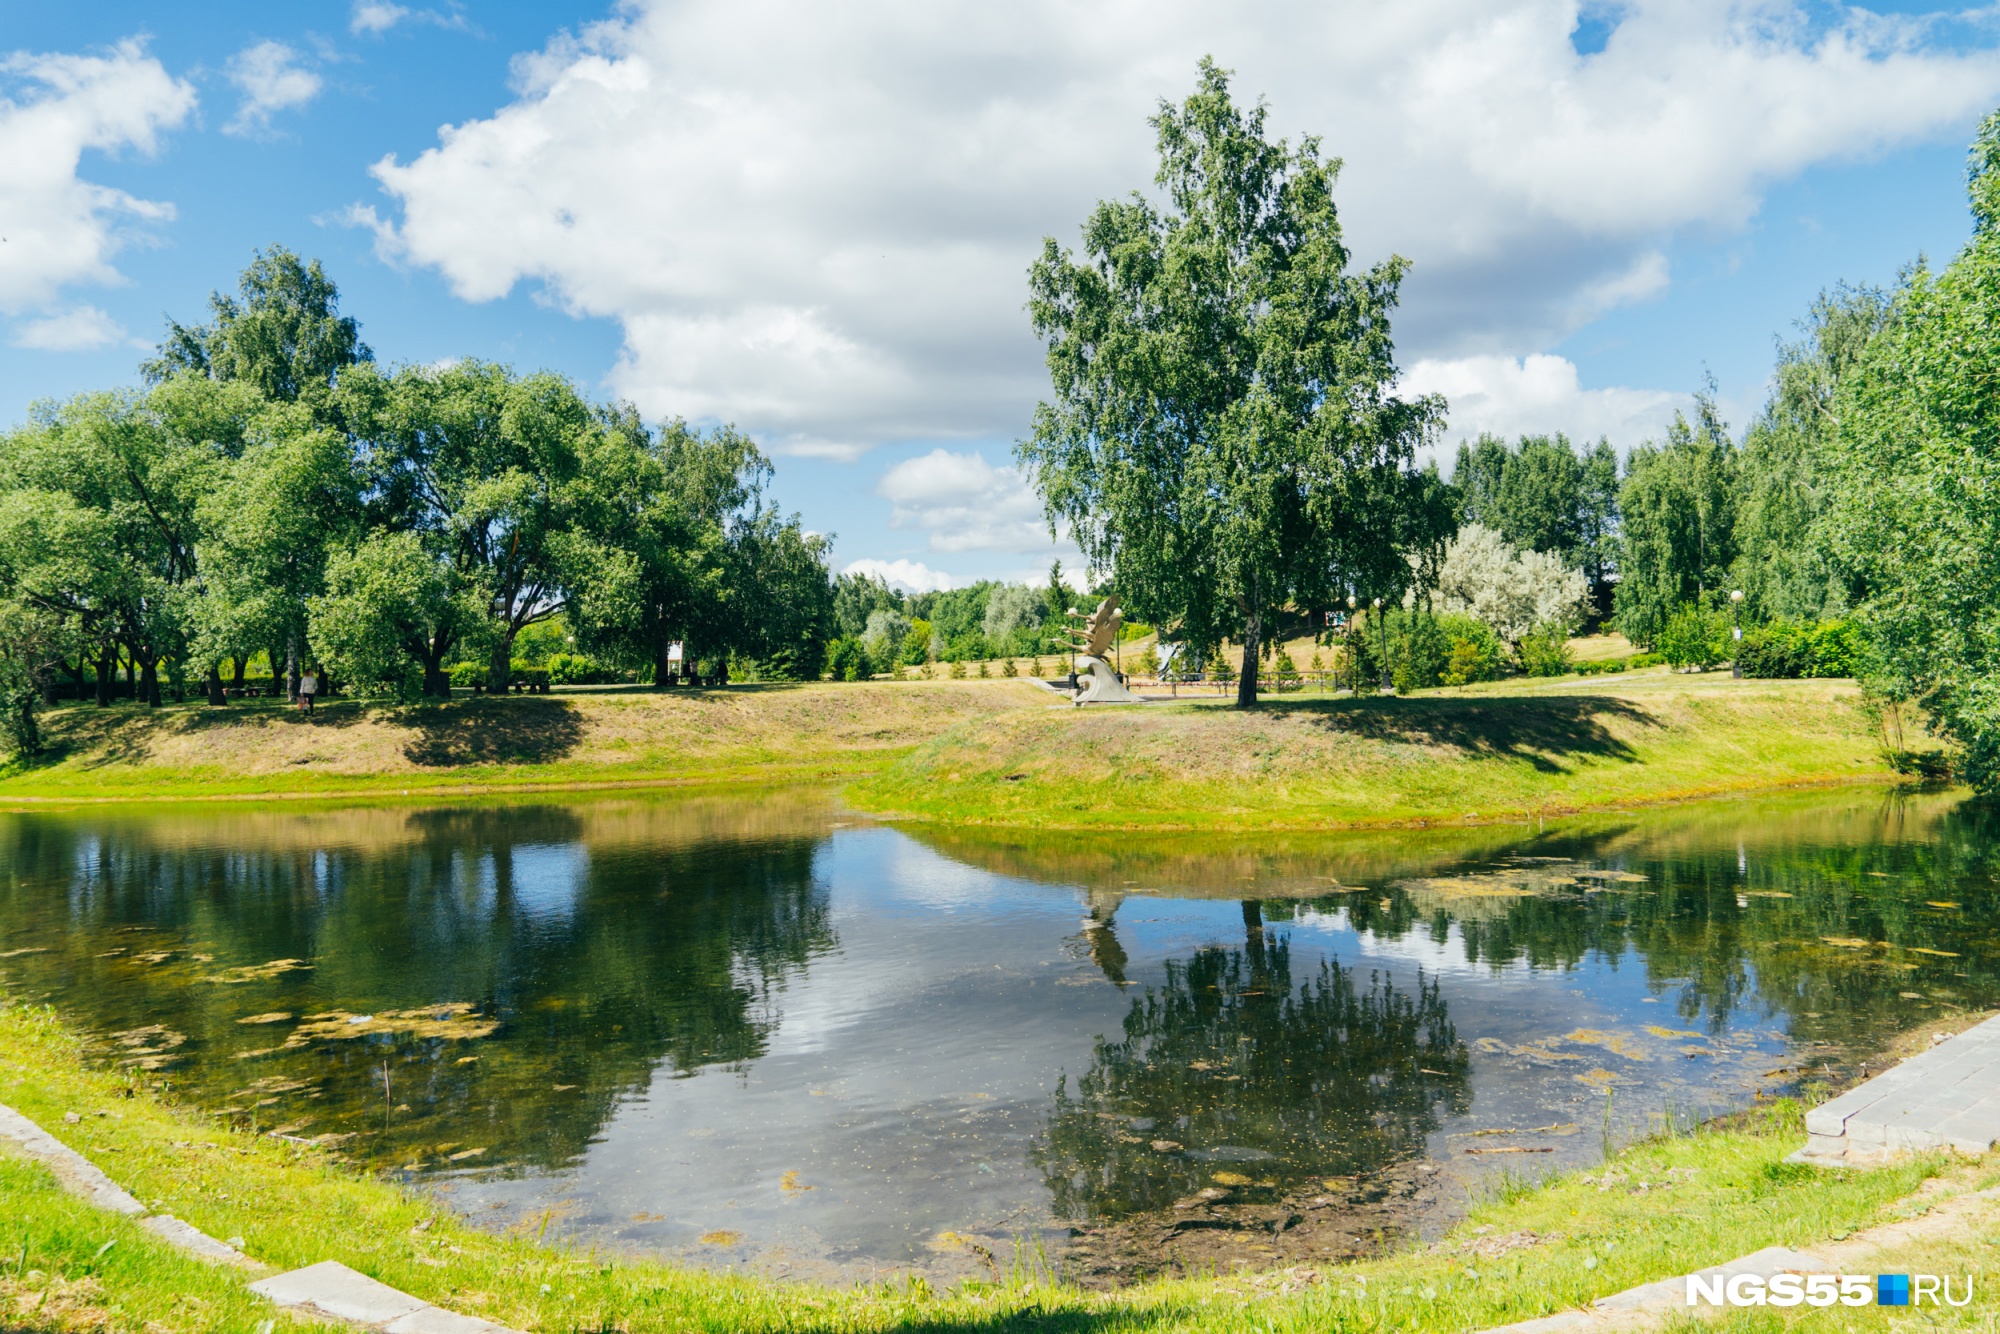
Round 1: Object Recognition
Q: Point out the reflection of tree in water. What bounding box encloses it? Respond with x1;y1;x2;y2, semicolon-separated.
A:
1037;905;1469;1221
0;804;835;1172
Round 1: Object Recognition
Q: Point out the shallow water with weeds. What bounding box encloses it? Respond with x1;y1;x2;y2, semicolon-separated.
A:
0;785;1993;1284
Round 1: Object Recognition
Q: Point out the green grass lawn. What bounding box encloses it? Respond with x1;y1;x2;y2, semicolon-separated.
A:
0;1002;1972;1333
850;673;1923;832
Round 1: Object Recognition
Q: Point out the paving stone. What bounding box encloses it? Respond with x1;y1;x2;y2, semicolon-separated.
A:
1794;1014;2000;1161
249;1261;428;1325
1594;1246;1829;1312
138;1215;257;1268
0;1102;146;1215
386;1305;525;1334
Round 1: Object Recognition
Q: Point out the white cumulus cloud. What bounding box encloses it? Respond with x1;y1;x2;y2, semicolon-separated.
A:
0;40;195;313
1401;354;1688;454
350;3;470;38
879;449;1052;553
11;304;128;350
841;558;961;594
351;3;411;34
225;41;321;137
358;0;2000;458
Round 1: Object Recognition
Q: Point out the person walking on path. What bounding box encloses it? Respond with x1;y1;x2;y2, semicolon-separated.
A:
299;667;319;716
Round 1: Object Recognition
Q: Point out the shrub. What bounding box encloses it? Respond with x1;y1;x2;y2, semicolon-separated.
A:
1441;622;1504;686
546;651;615;686
1271;649;1302;691
1658;605;1729;671
1515;624;1576;677
1627;652;1664;669
1573;659;1627;676
446;661;485;690
1804;618;1863;677
1736;617;1864;679
824;636;869;682
1213;656;1237;685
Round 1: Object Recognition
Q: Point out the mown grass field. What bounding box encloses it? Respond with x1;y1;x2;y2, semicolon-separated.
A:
850;672;1915;832
0;1000;1981;1334
0;680;1047;801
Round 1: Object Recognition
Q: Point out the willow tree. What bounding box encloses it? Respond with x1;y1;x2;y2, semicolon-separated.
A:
1018;60;1445;706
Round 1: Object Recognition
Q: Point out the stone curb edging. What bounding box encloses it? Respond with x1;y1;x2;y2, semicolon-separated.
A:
1480;1246;1829;1334
0;1099;522;1334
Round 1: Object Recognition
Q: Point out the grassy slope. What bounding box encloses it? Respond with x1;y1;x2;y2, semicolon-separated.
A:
0;680;1046;800
850;672;1910;831
0;1002;1967;1334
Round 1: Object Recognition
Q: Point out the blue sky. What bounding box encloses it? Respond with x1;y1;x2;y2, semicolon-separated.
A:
3;1;1997;592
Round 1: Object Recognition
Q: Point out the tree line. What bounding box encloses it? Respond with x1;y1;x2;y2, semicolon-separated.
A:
1016;62;2000;789
0;249;831;745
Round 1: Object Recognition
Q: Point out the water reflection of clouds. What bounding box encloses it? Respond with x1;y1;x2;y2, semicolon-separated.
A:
508;844;589;924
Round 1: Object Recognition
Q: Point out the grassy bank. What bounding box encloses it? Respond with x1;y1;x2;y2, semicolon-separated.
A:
0;680;1045;801
851;673;1916;832
0;1001;1978;1334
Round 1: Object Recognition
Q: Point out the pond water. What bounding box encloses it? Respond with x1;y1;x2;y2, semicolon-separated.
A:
0;787;1995;1284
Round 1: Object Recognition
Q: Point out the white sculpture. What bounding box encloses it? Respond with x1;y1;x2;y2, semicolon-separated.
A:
1067;596;1138;706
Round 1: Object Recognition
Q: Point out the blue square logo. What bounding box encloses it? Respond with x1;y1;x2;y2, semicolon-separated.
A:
1878;1274;1910;1306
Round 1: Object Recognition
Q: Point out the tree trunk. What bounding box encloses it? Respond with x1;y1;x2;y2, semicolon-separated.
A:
286;637;300;702
139;655;161;708
653;641;674;688
94;650;113;707
488;631;515;693
423;655;450;698
229;655;246;690
206;665;226;706
1235;613;1261;708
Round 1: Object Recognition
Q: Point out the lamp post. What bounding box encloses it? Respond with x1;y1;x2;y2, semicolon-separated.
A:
1345;595;1357;694
1729;589;1744;678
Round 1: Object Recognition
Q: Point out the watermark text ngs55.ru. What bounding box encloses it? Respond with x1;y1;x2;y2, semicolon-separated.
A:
1687;1273;1974;1307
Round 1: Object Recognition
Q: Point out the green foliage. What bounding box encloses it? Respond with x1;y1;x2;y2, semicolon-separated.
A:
1656;604;1730;672
824;636;869;682
146;245;371;415
309;532;486;699
1271;648;1302;691
1736;618;1863;679
1515;624;1576;678
1442;623;1505;686
1820;110;2000;790
1572;658;1627;676
1020;61;1447;706
545;651;616;686
1729;286;1888;624
1452;433;1620;588
1615;397;1738;648
833;572;902;640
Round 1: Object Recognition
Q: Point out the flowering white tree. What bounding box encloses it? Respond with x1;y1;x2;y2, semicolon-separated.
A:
1430;524;1590;643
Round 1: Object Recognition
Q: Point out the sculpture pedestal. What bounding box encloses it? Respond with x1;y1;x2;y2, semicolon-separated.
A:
1072;656;1137;705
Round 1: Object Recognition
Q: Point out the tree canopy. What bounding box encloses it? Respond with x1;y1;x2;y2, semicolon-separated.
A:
1020;60;1447;706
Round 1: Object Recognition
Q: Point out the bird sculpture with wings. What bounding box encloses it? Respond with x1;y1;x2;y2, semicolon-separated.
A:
1065;596;1138;706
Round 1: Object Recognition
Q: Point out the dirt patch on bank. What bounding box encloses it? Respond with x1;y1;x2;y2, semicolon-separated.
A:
1058;1158;1453;1288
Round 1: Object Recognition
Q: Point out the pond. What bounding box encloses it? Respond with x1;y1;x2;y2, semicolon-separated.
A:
0;786;1994;1284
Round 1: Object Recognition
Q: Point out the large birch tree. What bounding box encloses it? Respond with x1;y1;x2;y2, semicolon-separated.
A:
1019;60;1446;706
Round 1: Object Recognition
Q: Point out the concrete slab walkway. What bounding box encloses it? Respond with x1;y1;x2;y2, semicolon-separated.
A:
1795;1013;2000;1162
0;1098;522;1333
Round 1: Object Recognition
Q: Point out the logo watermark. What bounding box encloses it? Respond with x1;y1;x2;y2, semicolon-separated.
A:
1686;1273;1973;1308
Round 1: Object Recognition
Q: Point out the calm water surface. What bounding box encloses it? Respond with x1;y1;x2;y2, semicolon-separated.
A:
0;787;1995;1281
